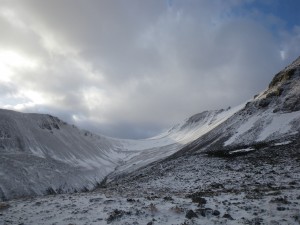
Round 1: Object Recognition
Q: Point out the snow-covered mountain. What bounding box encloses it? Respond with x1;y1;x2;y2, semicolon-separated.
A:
0;109;125;200
1;56;300;201
226;56;300;146
171;56;300;157
0;104;241;200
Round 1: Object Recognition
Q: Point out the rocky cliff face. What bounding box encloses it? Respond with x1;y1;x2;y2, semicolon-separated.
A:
255;56;300;113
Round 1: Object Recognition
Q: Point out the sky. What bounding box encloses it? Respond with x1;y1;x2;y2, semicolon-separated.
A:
0;0;300;139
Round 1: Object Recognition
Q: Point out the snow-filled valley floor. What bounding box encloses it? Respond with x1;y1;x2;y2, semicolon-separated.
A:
2;142;300;225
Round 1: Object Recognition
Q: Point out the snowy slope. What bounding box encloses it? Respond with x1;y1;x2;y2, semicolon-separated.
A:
0;109;128;200
221;56;300;148
0;105;242;200
108;104;244;179
172;56;300;156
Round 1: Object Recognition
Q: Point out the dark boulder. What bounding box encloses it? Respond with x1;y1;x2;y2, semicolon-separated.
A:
223;213;234;220
186;210;198;219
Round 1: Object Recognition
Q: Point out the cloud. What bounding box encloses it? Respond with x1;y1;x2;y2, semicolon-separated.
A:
0;0;299;138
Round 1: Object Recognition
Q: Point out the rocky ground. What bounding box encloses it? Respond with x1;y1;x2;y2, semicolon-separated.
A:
1;142;300;225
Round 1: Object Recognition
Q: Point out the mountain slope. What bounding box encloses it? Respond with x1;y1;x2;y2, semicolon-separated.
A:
0;104;241;200
169;56;300;157
0;109;126;200
108;104;244;179
97;57;300;225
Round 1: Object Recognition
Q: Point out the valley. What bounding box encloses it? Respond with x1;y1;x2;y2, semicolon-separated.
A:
1;57;300;224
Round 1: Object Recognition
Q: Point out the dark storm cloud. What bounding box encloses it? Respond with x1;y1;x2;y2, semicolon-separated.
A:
0;0;299;138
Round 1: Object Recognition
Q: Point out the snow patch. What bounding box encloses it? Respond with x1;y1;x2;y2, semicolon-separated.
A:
228;148;255;155
257;111;300;141
273;141;292;146
224;116;259;146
